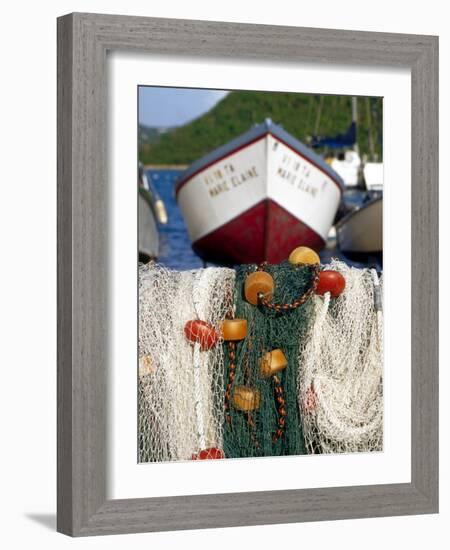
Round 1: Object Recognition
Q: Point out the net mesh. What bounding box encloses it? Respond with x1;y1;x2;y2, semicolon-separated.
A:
222;262;316;458
298;259;383;454
138;262;235;462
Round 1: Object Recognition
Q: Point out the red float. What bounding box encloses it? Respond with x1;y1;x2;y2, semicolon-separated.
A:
302;386;318;413
184;319;219;351
315;270;346;298
191;447;225;460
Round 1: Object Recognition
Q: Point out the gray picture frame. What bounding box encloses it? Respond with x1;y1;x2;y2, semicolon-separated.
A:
57;12;439;537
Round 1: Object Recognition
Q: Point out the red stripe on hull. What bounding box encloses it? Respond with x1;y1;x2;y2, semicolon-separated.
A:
192;199;325;265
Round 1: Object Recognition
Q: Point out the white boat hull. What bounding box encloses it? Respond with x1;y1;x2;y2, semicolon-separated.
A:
337;196;382;253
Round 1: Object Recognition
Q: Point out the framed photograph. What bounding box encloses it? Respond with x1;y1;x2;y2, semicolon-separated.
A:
57;13;438;536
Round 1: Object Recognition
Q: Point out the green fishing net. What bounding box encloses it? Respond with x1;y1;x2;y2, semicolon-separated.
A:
222;261;317;458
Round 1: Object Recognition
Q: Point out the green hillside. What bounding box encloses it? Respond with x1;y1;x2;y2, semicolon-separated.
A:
139;91;382;165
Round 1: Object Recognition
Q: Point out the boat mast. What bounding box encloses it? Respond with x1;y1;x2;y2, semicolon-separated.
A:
365;97;376;161
352;96;359;155
314;95;324;137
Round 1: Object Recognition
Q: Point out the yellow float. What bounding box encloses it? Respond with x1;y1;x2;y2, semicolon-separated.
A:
288;246;320;266
259;349;288;378
232;386;261;411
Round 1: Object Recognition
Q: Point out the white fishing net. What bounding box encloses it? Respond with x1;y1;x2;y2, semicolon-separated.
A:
138;262;235;462
298;260;383;454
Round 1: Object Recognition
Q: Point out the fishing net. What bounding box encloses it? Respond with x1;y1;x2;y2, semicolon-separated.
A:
222;262;316;458
138;262;235;462
138;259;383;462
298;259;383;454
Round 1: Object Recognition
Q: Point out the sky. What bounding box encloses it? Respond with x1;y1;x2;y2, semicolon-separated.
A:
138;87;229;128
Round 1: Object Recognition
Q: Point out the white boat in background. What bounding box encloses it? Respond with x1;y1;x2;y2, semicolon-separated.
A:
334;156;383;255
139;163;168;262
363;162;384;192
330;150;361;188
328;153;384;192
336;194;382;253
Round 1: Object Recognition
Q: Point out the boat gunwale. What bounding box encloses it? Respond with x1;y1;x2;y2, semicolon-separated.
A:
174;121;345;197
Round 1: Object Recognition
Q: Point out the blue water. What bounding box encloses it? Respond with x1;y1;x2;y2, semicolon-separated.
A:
148;169;204;270
147;169;381;271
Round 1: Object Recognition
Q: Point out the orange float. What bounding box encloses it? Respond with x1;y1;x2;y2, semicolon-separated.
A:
221;319;247;341
244;271;275;305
